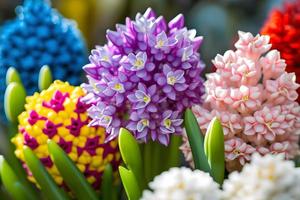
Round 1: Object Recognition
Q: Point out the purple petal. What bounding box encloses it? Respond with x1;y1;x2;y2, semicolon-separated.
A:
193;36;203;51
156;76;166;86
163;85;172;93
143;8;156;19
167;91;176;100
137;70;147;78
175;84;188;91
147;104;157;112
168;14;184;29
163;64;172;74
158;134;170;146
148;85;157;95
146;62;155;71
127;93;138;102
103;88;115;96
106;30;123;46
130;112;139;121
172;119;183;126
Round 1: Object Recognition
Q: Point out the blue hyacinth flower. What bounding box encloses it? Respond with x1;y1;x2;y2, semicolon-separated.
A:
0;0;87;117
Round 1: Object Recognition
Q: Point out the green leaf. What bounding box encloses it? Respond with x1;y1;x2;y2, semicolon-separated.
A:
23;146;69;200
4;82;26;123
204;117;225;185
0;156;38;200
6;67;22;85
101;164;113;200
47;140;98;200
119;166;141;200
38;65;53;91
184;108;210;172
118;128;144;188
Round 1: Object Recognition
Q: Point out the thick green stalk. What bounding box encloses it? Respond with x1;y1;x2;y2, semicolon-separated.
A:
101;164;113;200
166;135;181;169
143;142;152;184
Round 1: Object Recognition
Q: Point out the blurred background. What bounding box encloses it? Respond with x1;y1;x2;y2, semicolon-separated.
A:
0;0;284;70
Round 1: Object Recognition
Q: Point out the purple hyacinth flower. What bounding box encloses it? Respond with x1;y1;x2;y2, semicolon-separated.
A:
160;110;183;134
155;64;189;100
83;8;205;145
88;102;121;141
127;83;159;114
127;111;158;142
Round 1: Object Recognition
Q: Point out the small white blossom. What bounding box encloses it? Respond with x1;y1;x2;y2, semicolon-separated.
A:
223;153;300;200
140;167;221;200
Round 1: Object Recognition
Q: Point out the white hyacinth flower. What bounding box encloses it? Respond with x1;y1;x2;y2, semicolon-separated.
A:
140;167;221;200
223;153;300;200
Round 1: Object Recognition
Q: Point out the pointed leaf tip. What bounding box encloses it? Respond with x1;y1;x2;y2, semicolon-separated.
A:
4;82;26;123
6;67;22;86
184;108;210;172
39;65;53;91
204;117;225;185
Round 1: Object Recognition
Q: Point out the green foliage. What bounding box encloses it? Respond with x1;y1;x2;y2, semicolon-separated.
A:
0;156;38;200
4;82;26;123
118;128;143;200
119;166;141;200
204;117;225;185
6;67;22;86
23;147;69;200
184;108;210;172
38;65;53;91
47;140;98;200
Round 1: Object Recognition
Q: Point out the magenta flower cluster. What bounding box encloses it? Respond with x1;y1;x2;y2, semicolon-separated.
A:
181;31;300;171
82;8;205;145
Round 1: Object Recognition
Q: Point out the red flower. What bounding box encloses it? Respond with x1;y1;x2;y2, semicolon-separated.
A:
261;0;300;102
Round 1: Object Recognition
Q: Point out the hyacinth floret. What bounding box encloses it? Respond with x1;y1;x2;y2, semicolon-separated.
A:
180;31;300;171
82;8;205;145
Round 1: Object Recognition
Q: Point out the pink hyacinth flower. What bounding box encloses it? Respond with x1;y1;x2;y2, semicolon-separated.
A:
260;49;286;80
244;106;290;143
225;137;256;167
235;31;271;60
230;85;262;114
265;72;299;104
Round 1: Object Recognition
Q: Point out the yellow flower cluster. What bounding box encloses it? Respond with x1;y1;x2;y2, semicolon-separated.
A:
12;81;120;189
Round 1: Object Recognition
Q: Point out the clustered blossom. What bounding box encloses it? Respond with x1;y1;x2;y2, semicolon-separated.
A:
82;8;205;145
181;31;300;171
12;81;120;190
261;0;300;102
0;0;87;96
223;154;300;200
141;167;221;200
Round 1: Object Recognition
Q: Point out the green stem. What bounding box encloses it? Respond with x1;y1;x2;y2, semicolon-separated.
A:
151;142;161;179
166;135;181;169
143;142;152;186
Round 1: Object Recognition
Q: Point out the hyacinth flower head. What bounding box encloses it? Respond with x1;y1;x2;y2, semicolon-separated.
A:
223;153;300;200
0;0;87;97
181;31;300;171
141;167;221;200
82;8;205;145
12;81;120;189
261;0;300;102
